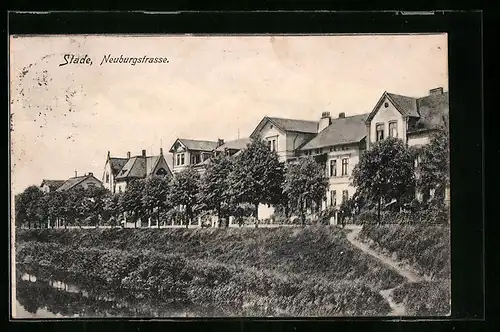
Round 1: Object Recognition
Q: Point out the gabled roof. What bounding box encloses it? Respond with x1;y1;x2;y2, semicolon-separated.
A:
300;113;370;150
115;154;171;180
250;116;319;138
366;91;419;123
108;157;128;176
169;138;219;152
214;138;251;152
56;174;102;192
40;180;65;190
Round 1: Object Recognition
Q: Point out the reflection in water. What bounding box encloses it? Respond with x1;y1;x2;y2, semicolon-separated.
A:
15;265;219;318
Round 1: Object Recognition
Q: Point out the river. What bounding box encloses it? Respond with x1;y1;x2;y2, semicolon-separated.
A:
13;265;222;318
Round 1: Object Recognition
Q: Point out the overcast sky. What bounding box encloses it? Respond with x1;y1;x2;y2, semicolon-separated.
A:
10;34;448;195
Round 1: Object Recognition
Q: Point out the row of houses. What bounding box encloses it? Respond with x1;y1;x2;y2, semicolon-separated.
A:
41;87;449;223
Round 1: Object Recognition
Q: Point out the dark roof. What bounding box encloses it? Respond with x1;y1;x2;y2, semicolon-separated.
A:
169;138;219;152
300;113;369;150
386;93;420;118
214;138;251;152
410;91;449;133
115;155;169;180
109;158;128;176
40;180;65;190
267;117;319;133
56;174;102;192
250;116;319;138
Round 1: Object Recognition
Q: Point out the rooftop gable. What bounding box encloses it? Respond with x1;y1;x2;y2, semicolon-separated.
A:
366;91;419;124
169;138;218;153
250;116;319;138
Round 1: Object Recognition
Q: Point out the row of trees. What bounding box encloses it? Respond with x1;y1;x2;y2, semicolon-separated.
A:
14;129;449;229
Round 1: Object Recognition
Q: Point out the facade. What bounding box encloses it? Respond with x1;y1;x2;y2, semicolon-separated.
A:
165;87;449;223
56;172;104;192
40;179;65;193
169;138;221;174
102;149;173;194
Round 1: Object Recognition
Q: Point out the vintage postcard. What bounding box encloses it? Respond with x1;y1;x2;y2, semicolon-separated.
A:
10;34;451;318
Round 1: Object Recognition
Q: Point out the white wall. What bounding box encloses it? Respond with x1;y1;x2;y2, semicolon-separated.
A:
369;96;406;145
255;121;288;161
171;145;191;173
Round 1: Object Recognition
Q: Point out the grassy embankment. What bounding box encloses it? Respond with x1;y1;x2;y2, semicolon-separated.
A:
357;225;451;316
16;227;406;317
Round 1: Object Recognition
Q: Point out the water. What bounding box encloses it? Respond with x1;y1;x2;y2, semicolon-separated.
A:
13;265;218;318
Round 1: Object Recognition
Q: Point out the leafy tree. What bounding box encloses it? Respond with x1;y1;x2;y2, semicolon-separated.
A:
46;191;65;228
283;156;329;226
198;154;234;227
351;137;415;224
226;138;285;222
120;179;146;228
170;166;201;229
142;175;172;228
14;186;44;229
102;192;122;227
416;128;449;205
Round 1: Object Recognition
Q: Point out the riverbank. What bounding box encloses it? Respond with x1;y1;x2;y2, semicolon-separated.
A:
14;225;450;317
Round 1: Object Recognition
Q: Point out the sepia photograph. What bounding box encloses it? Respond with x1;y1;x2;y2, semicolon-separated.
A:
10;34;451;318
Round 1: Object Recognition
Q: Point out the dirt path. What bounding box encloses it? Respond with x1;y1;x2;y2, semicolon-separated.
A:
345;226;422;316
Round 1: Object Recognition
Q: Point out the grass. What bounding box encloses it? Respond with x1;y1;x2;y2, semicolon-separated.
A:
357;224;450;280
392;280;451;316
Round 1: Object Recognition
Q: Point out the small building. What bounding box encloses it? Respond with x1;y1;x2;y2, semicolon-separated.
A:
56;172;104;192
106;149;173;194
169;138;220;174
40;179;65;193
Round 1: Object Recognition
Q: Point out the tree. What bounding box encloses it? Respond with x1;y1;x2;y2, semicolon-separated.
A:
14;186;44;229
226;138;285;223
103;192;122;227
283;156;329;226
416;128;449;205
351;137;415;224
120;179;146;228
170;167;200;229
198;154;233;227
142;175;172;228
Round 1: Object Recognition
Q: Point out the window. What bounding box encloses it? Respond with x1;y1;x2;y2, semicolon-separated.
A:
118;186;122;193
329;159;337;177
180;153;185;165
268;140;272;151
341;158;349;176
389;121;398;138
176;154;180;166
342;190;349;204
376;123;384;141
384;102;389;108
156;168;168;176
191;154;200;165
272;139;276;152
105;173;109;183
330;190;337;206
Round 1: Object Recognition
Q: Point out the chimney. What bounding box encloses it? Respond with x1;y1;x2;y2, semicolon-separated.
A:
88;172;93;177
107;151;110;158
217;138;225;148
74;170;77;177
142;149;147;157
429;87;444;95
318;111;332;132
127;151;131;158
338;112;346;118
